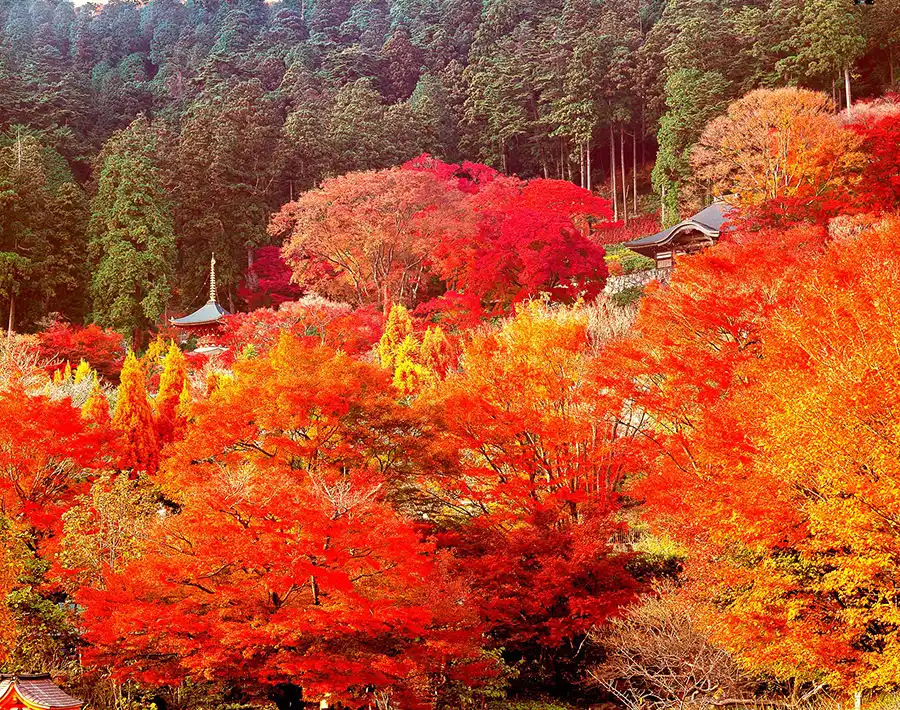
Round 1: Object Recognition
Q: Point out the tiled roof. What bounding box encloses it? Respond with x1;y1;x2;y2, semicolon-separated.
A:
0;675;82;709
170;300;229;327
622;202;733;250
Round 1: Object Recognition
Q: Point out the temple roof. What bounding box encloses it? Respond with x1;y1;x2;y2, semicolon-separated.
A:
623;201;733;250
170;300;229;328
170;253;229;328
0;675;82;709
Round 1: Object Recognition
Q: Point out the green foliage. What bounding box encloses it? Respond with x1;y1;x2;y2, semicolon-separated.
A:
652;69;730;224
89;118;176;340
605;245;656;274
612;285;646;307
0;128;89;329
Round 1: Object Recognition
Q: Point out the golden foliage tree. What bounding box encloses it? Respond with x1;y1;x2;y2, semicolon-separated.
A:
692;87;865;206
155;341;188;444
112;352;159;472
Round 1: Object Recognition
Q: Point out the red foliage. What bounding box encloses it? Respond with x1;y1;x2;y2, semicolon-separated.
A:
402;154;499;194
238;246;304;309
0;388;107;537
592;213;661;246
273;155;612;316
36;321;125;379
848;108;900;214
432;175;612;307
77;337;489;707
215;297;382;361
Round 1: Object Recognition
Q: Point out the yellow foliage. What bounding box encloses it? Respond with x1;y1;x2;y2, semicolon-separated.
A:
393;357;435;396
82;381;110;427
419;325;454;378
378;303;414;369
73;359;92;384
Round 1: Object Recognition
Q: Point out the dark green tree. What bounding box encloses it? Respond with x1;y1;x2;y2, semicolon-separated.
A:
88;117;175;343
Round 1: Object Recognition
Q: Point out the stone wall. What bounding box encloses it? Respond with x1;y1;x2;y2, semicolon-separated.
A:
603;267;672;295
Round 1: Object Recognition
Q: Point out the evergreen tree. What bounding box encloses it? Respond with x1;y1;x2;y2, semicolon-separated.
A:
89;117;176;343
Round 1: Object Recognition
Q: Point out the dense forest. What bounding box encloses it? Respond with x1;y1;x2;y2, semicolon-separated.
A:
5;0;900;709
1;0;899;334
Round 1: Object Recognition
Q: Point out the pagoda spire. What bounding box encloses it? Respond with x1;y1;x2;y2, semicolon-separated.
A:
209;253;217;304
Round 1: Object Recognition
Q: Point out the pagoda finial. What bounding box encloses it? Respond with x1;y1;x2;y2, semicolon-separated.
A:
209;253;217;304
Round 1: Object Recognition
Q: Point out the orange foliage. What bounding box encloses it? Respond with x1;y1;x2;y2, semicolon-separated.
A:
112;353;159;472
78;336;488;707
692;88;865;208
419;302;638;668
618;214;900;690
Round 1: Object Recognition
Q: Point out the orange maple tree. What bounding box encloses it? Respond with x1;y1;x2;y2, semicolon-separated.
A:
417;301;638;686
617;215;900;693
78;335;489;708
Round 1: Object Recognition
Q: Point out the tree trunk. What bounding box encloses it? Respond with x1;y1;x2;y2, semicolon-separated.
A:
6;294;13;338
579;142;585;188
586;139;592;192
832;76;837;111
661;182;666;226
268;684;304;710
610;124;618;222
620;125;628;224
632;130;638;214
844;65;853;115
890;43;895;86
854;691;862;710
641;105;646;166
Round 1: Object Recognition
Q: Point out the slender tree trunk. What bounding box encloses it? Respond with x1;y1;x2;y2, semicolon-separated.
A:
586;139;592;192
844;65;853;115
579;142;585;188
854;691;862;710
620;125;628;224
632;130;638;214
890;44;895;86
500;139;507;174
832;76;837;111
661;182;666;226
6;294;13;338
641;105;646;166
609;124;618;222
560;139;565;179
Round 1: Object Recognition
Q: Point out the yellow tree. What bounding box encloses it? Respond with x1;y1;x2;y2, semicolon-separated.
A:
155;341;188;444
377;303;414;370
419;326;455;379
112;352;159;472
82;381;111;428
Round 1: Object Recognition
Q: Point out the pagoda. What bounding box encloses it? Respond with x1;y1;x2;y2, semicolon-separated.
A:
170;254;229;334
0;675;81;710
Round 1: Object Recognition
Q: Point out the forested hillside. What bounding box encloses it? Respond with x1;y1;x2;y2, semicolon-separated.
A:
1;0;898;333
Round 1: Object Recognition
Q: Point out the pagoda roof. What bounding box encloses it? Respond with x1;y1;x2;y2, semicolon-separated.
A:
169;300;229;328
623;201;733;251
0;675;82;710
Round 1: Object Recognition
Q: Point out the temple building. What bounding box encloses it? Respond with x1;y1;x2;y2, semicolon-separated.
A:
170;254;229;356
170;254;229;332
623;201;733;269
0;675;81;710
